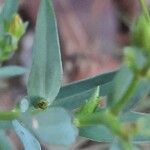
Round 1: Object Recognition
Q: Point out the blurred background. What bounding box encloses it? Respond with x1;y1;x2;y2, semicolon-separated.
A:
1;0;150;149
18;0;140;82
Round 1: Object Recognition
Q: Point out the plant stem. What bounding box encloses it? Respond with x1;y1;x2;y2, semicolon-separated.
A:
139;0;150;22
110;75;139;115
74;111;129;140
119;139;135;150
0;108;20;120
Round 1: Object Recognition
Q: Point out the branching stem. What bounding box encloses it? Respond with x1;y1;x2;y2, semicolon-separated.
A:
0;108;20;120
110;75;139;115
74;110;130;141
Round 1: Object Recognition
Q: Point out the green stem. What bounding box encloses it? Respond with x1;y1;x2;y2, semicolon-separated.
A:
110;75;139;115
0;108;20;120
139;0;150;22
74;111;129;140
119;139;135;150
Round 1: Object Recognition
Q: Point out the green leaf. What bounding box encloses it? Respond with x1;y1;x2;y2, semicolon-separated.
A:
110;141;122;150
20;107;78;146
0;0;19;21
53;82;113;110
120;111;149;122
80;125;113;142
108;66;133;106
110;140;138;150
0;121;12;129
123;79;150;112
57;70;116;99
120;112;150;142
53;70;116;110
0;130;15;150
134;119;150;142
12;120;41;150
80;111;150;143
27;0;62;104
0;66;26;78
77;86;100;115
124;47;146;72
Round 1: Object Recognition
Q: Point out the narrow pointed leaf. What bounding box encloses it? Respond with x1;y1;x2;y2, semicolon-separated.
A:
0;66;26;78
27;0;62;103
108;66;133;106
53;82;113;110
78;86;100;115
120;111;150;122
53;70;117;109
12;120;41;150
56;70;116;99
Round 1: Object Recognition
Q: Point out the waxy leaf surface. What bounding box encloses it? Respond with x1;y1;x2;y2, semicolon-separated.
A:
12;120;41;150
27;0;62;104
20;107;78;146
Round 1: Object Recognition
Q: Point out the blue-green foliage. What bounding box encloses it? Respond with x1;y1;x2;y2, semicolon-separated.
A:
0;66;26;78
20;107;78;146
27;0;62;104
12;120;41;150
0;0;19;21
0;0;150;149
53;71;116;110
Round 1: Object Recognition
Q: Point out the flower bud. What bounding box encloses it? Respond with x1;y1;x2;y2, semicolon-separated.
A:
0;34;18;61
132;15;150;54
123;46;146;73
8;14;26;38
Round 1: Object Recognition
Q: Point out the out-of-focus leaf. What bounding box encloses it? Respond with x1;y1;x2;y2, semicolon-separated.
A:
107;50;150;112
120;111;150;142
80;125;113;142
80;111;150;142
120;111;149;122
0;66;26;78
0;130;15;150
53;82;113;110
20;107;78;146
134;98;150;112
0;0;19;21
0;121;12;129
123;79;150;112
27;0;62;104
12;120;41;150
108;66;133;107
124;47;146;72
110;140;138;150
110;140;122;150
133;115;150;142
